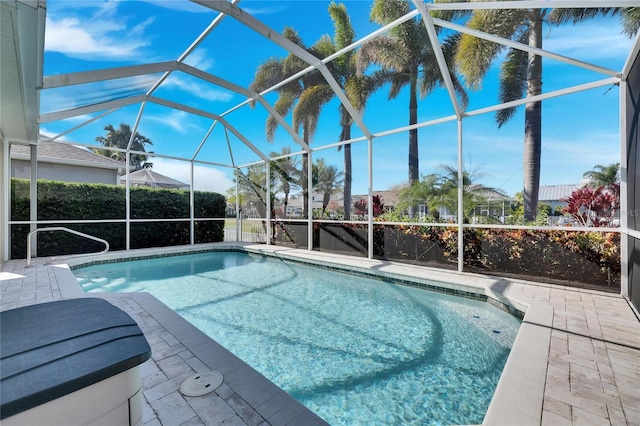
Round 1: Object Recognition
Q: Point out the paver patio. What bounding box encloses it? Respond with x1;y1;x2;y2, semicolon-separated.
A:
1;243;639;425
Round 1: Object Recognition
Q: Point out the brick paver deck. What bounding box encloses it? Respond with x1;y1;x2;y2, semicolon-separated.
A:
1;243;639;425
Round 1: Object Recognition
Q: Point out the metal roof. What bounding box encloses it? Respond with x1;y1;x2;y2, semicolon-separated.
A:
538;184;580;202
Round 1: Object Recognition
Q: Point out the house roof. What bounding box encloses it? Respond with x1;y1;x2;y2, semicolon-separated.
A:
120;168;188;189
538;184;579;202
10;140;125;170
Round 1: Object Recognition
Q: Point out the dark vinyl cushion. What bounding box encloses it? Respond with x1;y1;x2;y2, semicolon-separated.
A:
0;298;151;419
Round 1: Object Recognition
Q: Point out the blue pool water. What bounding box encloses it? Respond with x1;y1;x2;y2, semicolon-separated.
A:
75;251;521;425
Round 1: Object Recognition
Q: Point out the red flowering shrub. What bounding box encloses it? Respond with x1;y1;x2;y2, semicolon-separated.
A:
561;184;620;227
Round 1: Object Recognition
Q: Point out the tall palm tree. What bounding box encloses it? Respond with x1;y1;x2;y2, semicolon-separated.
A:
94;123;153;170
357;0;468;189
250;28;327;218
454;5;639;221
292;2;383;219
583;163;620;188
313;158;344;214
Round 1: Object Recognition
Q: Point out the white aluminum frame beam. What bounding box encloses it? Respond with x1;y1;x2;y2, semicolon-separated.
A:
177;63;310;152
42;61;178;89
147;96;269;162
39;94;147;123
146;0;241;97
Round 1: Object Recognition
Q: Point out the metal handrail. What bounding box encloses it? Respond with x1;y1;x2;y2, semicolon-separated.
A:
26;227;110;267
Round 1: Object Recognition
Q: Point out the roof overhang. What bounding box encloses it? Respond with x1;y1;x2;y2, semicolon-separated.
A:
0;0;45;145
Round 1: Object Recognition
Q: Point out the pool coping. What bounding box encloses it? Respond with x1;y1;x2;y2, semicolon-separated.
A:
57;242;557;425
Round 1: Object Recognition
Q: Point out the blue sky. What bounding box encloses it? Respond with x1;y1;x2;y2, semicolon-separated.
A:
40;1;635;198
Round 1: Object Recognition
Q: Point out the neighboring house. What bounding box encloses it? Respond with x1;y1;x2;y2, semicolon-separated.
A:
538;184;580;212
120;169;189;190
436;184;516;222
10;140;124;184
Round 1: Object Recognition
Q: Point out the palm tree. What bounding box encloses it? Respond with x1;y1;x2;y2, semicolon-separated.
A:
454;6;639;221
357;0;468;190
434;164;488;222
292;2;383;219
583;163;620;188
250;28;327;218
313;158;344;214
270;147;300;218
94;123;153;170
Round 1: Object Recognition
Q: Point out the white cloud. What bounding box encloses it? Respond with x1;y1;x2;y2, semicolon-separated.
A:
152;158;234;194
45;10;154;60
543;20;633;62
183;50;215;72
163;74;234;102
145;110;192;133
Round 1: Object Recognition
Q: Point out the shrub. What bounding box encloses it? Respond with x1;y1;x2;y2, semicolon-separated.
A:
10;178;225;259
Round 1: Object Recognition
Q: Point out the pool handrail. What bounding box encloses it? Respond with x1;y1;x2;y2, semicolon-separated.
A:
26;227;110;267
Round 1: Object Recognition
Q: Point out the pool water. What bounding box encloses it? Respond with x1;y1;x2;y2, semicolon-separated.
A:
75;252;521;426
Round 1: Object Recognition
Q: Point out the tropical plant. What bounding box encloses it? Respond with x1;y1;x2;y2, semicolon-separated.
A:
93;123;153;170
394;175;441;218
583;163;620;188
234;165;272;219
357;0;468;191
561;184;620;227
304;2;383;218
270;147;301;218
431;164;491;222
353;194;385;217
313;158;343;214
453;5;638;221
250;28;326;218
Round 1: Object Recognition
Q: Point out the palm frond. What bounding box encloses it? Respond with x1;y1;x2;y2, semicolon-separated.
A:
370;0;411;26
430;0;472;22
357;36;410;73
547;7;619;25
388;72;410;99
310;35;335;60
622;7;640;36
329;1;355;50
267;92;297;141
496;40;528;127
293;85;336;141
456;9;526;90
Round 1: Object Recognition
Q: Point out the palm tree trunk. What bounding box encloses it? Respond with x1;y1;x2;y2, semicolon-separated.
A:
302;122;310;218
408;72;419;218
343;124;352;219
409;73;419;185
523;16;543;222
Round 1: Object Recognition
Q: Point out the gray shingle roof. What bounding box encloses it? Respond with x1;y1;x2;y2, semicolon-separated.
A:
10;140;124;169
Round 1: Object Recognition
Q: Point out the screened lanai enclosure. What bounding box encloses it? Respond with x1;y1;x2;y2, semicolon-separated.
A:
1;0;639;308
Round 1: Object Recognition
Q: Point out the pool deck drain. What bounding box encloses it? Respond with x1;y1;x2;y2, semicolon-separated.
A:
2;242;639;426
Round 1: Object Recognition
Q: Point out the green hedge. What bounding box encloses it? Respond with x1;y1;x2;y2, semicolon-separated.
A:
10;178;225;259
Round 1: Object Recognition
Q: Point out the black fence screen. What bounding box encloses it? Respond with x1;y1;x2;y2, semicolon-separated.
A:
627;50;640;311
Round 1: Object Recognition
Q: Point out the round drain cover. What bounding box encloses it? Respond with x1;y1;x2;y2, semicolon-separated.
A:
180;371;224;397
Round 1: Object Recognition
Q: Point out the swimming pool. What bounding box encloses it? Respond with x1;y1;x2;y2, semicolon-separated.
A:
75;251;521;425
